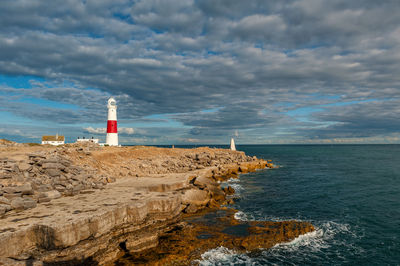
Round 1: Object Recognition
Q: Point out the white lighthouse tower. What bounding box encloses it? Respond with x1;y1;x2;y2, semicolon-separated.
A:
106;97;118;146
230;138;236;151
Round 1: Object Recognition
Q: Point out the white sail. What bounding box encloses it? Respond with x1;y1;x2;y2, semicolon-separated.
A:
230;138;236;151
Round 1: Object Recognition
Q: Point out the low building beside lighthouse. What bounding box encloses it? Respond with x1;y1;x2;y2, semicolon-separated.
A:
41;134;65;146
106;97;119;146
76;137;99;144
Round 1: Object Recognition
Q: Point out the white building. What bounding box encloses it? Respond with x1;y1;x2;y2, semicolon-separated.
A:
76;137;99;144
42;134;65;146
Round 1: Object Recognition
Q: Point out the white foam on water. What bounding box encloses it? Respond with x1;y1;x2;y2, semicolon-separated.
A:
223;177;244;196
233;211;254;221
268;220;363;255
232;215;341;253
272;227;328;252
262;220;365;265
197;247;235;265
226;177;240;183
229;183;244;192
196;247;254;266
196;221;363;265
258;215;291;222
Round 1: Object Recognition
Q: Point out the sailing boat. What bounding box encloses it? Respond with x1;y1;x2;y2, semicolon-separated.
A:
230;138;236;151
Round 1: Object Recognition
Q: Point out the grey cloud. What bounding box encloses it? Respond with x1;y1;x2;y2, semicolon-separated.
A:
197;0;289;20
1;0;400;143
230;14;287;42
0;86;112;124
0;0;142;40
131;0;204;35
299;99;400;139
177;105;275;129
0;98;87;124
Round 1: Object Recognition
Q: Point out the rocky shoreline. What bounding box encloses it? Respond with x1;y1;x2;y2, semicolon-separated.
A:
118;209;315;265
0;143;314;265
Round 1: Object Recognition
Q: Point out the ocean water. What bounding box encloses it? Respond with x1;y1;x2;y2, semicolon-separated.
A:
198;145;400;266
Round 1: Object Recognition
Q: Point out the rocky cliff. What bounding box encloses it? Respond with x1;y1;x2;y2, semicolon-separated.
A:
0;145;311;265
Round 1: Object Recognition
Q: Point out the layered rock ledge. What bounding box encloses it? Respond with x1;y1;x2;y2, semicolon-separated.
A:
0;144;312;265
119;209;315;265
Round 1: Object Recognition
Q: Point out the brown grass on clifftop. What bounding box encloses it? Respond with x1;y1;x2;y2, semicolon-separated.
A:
65;145;253;178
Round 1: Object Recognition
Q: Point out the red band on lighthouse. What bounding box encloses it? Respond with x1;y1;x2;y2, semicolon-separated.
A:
107;120;118;133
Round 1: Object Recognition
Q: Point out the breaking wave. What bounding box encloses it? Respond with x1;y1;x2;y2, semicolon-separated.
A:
196;247;253;266
260;220;364;264
222;178;244;196
233;210;254;221
196;220;362;265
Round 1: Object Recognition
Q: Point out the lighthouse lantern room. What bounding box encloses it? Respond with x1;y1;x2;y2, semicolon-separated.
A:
106;97;119;146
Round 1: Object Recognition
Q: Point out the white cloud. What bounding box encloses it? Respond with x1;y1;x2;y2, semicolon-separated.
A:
180;138;200;143
84;127;106;134
120;127;135;134
0;128;38;139
84;127;135;134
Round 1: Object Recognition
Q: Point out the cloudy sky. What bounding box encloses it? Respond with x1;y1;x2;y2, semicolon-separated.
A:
1;0;400;144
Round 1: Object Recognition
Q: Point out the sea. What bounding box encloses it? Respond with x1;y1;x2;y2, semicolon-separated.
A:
186;144;400;266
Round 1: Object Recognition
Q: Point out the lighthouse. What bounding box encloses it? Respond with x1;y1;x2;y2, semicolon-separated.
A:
106;97;118;146
230;138;236;151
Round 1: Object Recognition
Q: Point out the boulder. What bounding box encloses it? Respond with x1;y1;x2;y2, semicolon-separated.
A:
36;184;52;192
28;153;46;160
14;183;33;195
18;162;31;172
54;185;66;192
183;204;199;214
10;198;24;210
222;186;235;195
38;190;61;200
45;168;61;177
73;184;83;193
0;196;10;205
10;197;37;211
0;173;12;179
59;159;72;167
207;185;226;202
0;205;6;215
0;204;12;212
22;197;37;209
181;189;210;206
3;187;16;194
38;197;51;203
266;162;275;168
3;193;22;200
42;162;65;170
238;165;248;173
193;175;217;188
106;176;116;183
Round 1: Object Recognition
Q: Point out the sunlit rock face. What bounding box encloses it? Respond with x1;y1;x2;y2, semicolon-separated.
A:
116;209;315;265
0;145;298;265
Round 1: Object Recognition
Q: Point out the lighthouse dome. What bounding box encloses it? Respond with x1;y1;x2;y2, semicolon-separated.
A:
107;97;117;107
